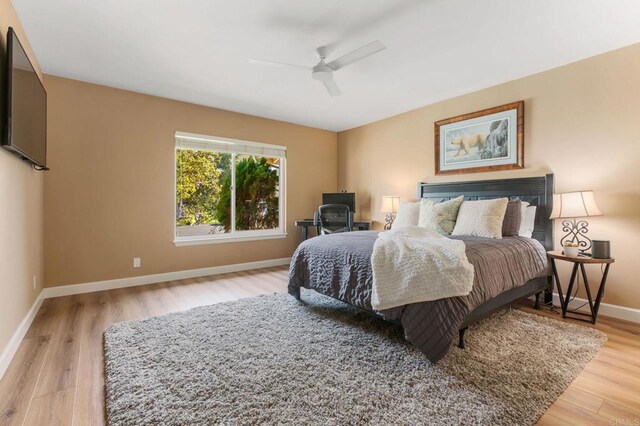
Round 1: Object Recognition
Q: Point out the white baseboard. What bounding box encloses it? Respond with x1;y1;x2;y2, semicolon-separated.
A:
550;293;640;324
0;290;45;380
0;258;290;381
42;257;291;299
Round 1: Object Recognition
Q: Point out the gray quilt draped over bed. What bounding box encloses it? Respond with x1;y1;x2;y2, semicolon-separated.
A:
288;231;548;362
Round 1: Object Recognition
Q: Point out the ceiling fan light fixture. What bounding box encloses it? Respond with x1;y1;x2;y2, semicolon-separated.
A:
311;63;333;81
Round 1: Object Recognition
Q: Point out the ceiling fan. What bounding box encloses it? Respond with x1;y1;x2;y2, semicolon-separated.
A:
249;40;386;97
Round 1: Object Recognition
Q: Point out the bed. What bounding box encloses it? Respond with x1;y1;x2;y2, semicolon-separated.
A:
288;174;554;362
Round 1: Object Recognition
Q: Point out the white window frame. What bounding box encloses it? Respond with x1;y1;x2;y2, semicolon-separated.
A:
173;131;287;246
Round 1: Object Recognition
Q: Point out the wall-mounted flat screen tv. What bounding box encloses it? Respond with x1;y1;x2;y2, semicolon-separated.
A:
2;27;47;168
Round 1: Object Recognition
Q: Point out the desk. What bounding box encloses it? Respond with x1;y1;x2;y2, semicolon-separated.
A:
294;219;371;241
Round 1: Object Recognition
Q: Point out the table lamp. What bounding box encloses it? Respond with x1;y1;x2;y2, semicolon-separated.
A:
381;196;400;230
549;190;602;254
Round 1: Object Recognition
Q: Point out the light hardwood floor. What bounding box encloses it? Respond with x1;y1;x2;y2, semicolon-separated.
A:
0;266;638;425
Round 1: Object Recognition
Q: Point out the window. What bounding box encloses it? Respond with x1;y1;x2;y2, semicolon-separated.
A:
174;132;286;245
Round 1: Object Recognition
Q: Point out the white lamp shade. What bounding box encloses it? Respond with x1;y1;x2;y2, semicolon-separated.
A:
381;196;400;214
550;191;602;219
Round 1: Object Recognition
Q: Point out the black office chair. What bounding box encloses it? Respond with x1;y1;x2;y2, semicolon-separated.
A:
313;204;354;235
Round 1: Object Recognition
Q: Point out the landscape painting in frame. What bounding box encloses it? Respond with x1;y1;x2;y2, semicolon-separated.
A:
434;101;524;175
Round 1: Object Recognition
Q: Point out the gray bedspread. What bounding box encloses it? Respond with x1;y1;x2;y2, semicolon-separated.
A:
288;231;549;362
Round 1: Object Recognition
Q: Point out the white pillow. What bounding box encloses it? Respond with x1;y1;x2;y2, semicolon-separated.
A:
452;198;509;239
518;205;537;238
392;201;420;228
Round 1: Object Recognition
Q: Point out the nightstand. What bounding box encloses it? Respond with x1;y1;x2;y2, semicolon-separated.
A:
547;251;615;324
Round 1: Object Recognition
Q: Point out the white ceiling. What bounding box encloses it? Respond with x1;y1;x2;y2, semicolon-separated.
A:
13;0;640;132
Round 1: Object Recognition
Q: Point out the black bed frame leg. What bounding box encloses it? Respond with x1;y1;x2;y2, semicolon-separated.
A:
544;276;553;305
458;328;467;349
534;292;542;310
288;286;301;301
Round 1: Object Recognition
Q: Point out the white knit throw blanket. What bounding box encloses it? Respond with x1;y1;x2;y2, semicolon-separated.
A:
371;226;475;311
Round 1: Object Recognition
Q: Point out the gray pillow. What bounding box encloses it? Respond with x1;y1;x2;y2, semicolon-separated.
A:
418;196;464;234
502;199;522;237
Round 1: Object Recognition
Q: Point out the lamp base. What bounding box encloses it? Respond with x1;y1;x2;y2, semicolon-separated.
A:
384;213;395;230
560;218;593;253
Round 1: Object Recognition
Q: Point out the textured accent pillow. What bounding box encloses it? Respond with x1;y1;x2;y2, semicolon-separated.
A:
452;198;509;239
392;201;420;229
518;205;537;238
418;196;464;234
502;199;522;236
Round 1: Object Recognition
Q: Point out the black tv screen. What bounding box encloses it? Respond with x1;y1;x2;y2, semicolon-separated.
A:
2;27;47;168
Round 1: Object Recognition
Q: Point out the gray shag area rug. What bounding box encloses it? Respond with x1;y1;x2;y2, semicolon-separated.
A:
104;290;606;425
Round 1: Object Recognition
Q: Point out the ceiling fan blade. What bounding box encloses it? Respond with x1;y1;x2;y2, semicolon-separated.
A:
327;40;386;71
321;78;341;97
248;58;310;71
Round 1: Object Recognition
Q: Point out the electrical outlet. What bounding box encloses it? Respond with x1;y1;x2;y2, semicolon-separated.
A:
133;257;141;268
33;275;37;290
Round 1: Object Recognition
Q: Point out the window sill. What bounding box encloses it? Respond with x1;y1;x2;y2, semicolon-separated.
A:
173;231;287;247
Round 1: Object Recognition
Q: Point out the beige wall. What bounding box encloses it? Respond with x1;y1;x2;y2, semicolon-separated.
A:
338;43;640;310
0;0;44;362
44;76;337;287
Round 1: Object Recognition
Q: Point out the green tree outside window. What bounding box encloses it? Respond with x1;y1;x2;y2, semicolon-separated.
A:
216;156;279;231
176;150;279;232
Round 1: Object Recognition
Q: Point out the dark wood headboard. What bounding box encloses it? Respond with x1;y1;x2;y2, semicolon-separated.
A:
417;174;554;250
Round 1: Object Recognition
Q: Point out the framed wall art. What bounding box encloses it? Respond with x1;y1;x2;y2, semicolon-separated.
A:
434;101;524;175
